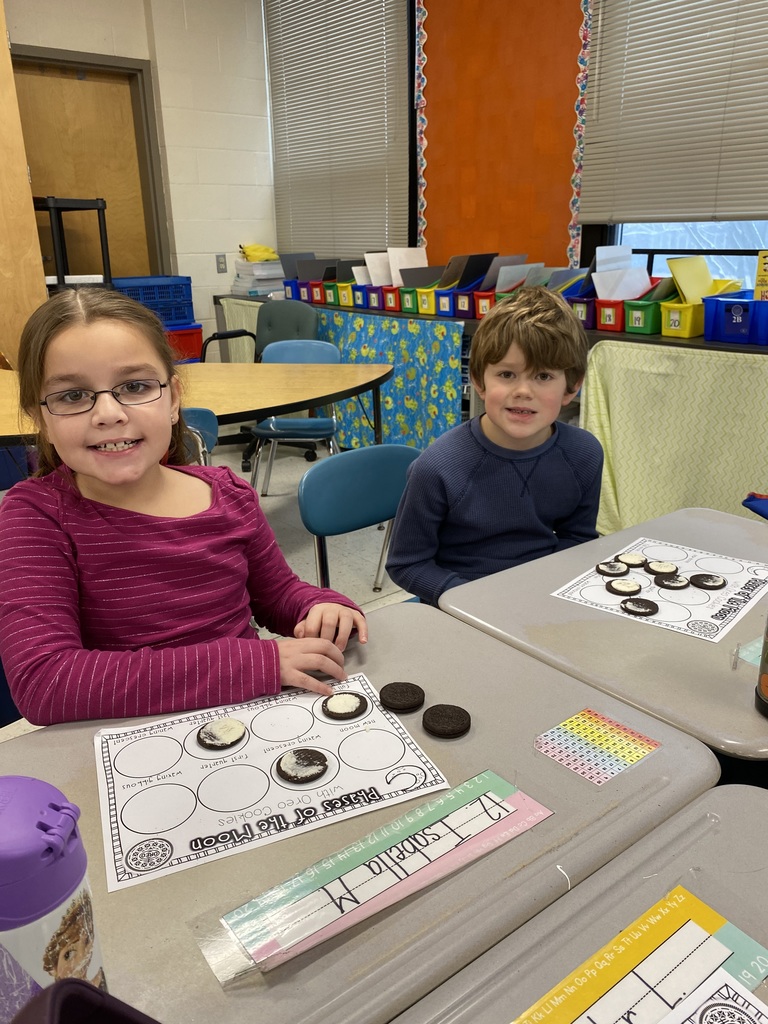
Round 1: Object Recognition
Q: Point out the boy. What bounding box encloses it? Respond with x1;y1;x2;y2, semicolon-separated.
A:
386;286;603;605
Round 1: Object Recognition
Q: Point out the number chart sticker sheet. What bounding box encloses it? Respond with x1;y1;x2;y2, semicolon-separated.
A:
214;771;553;976
94;674;449;892
552;539;768;642
513;886;768;1024
534;709;661;785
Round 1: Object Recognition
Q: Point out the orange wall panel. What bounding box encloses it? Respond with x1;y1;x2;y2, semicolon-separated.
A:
422;0;583;267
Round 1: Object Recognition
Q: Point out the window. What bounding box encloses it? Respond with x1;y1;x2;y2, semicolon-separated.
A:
579;0;768;225
263;0;411;258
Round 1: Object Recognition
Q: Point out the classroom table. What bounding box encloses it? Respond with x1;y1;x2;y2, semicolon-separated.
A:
439;507;768;761
0;603;718;1024
392;783;768;1024
0;362;394;446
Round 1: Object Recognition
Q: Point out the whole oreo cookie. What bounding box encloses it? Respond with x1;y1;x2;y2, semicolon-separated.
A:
606;578;642;596
690;573;727;590
379;682;426;712
276;748;328;784
655;574;690;590
321;692;368;720
596;560;629;577
620;597;659;618
422;704;471;738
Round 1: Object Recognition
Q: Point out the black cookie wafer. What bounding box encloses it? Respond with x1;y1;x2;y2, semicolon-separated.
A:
276;747;328;784
321;692;369;720
422;703;471;738
655;574;690;590
620;597;659;617
690;573;727;590
379;682;426;712
606;578;642;597
595;560;629;577
196;717;246;750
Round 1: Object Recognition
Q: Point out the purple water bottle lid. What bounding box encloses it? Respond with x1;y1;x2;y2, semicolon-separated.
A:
0;776;87;929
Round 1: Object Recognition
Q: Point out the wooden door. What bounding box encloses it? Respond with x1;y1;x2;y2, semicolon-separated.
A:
13;62;151;279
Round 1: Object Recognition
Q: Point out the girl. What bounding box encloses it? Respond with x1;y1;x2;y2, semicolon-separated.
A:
0;288;367;725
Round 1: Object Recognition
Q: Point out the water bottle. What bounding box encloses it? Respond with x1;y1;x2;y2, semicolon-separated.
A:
0;776;107;1023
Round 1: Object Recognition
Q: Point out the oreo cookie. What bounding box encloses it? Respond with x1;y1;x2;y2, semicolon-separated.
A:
655;574;690;590
606;578;642;596
276;748;328;784
615;552;646;568
422;704;471;738
645;560;678;576
690;573;727;590
595;561;629;577
197;717;246;750
620;598;659;618
379;682;425;712
321;692;368;720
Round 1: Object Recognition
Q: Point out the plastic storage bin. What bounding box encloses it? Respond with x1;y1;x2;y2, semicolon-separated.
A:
283;280;301;300
382;286;401;311
112;276;193;327
416;287;437;315
661;279;742;339
337;282;354;307
435;288;455;316
566;295;596;329
297;281;311;302
703;290;768;345
309;280;326;303
166;323;203;360
366;285;384;310
352;285;368;308
474;290;495;318
399;287;418;313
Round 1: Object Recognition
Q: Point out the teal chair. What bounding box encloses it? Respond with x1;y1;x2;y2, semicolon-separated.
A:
297;444;421;592
248;339;341;495
183;407;219;465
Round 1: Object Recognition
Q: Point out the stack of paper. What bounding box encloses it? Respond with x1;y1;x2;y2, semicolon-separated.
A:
232;258;285;296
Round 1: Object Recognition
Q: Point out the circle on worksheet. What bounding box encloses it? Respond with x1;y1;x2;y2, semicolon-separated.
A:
183;721;249;760
121;784;197;835
125;838;174;873
693;555;743;574
339;729;406;771
197;764;270;812
637;544;686;563
747;564;768;579
646;600;692;624
655;584;710;607
385;764;427;791
269;746;340;790
250;704;315;742
114;736;183;778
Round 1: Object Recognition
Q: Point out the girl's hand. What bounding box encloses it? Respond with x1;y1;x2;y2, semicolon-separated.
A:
275;637;347;695
294;603;368;652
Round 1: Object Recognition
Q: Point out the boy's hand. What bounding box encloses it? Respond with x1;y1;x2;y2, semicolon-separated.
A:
294;603;368;652
275;637;345;695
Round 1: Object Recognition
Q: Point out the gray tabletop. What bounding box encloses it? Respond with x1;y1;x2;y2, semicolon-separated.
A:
0;603;719;1024
392;783;768;1024
439;508;768;758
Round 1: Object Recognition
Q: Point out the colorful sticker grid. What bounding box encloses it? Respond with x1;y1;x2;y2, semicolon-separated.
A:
534;709;661;785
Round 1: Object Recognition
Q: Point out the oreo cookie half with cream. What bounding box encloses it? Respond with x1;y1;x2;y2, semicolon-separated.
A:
321;692;368;720
276;748;329;785
645;560;678;576
615;552;646;568
620;597;659;618
655;574;690;590
606;578;642;597
595;560;629;577
690;573;727;590
197;717;246;750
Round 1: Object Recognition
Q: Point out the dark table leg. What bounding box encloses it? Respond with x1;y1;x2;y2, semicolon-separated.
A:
372;385;383;445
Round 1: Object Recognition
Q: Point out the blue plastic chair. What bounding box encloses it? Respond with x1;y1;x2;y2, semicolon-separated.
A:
297;444;421;591
183;407;219;465
248;340;341;495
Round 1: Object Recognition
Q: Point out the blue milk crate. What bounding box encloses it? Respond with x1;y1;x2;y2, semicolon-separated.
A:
112;276;195;327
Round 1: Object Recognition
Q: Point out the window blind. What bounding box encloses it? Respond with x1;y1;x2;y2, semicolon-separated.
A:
263;0;410;257
579;0;768;224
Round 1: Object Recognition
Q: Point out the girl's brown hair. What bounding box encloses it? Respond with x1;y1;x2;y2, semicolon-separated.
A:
18;288;191;475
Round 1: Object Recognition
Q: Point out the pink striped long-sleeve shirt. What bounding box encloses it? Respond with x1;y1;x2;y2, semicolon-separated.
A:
0;465;360;725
